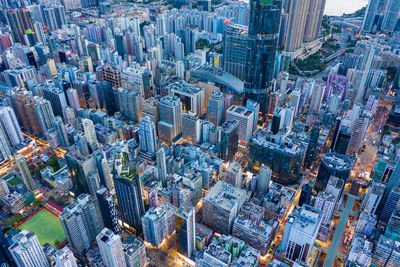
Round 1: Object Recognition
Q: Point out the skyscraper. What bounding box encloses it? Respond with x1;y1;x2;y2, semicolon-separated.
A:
0;106;24;146
244;0;281;114
257;165;271;196
182;112;201;144
33;97;55;135
0;230;14;266
156;147;167;187
82;118;99;151
54;116;69;147
59;194;104;253
15;154;36;192
206;91;225;126
223;22;248;80
381;0;400;33
139;116;157;158
157;95;183;144
96;228;126;267
96;187;121;234
362;0;385;32
220;120;239;161
9;230;49;267
280;205;322;262
0;123;12;162
175;203;195;257
114;172;145;233
304;0;326;42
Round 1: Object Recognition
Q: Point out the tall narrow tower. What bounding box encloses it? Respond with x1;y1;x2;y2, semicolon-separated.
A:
244;0;282;114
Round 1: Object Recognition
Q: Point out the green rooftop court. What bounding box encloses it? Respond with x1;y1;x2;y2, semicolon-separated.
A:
7;176;22;186
17;209;66;246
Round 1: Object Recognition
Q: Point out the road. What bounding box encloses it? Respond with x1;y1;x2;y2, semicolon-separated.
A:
323;193;359;267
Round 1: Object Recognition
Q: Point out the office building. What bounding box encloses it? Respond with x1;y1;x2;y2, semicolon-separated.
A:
244;0;281;114
142;202;178;247
158;95;183;144
54;246;77;267
257;165;272;196
246;99;260;133
0;230;13;265
386;202;400;241
156;147;167;187
314;192;336;226
378;160;400;221
1;192;24;214
97;65;122;89
139;116;157;158
299;181;313;206
0;123;12;162
15;154;36;191
223;23;248;80
114;171;145;233
248;130;305;185
333;127;351;155
168;82;204;117
96;228;126;267
225;161;242;188
9;230;49;267
280;205;322;262
315;153;352;193
60;194;104;253
66;89;81;112
381;0;400;33
206;91;225;126
0;106;23;146
54;117;69;147
202;181;247;234
226;105;254;144
304;125;320;168
114;88;142;122
362;180;386;215
304;0;326;42
219;120;239;161
182;112;200;144
380;187;400;224
362;0;385;32
347;117;369;155
175;203;195;257
42;86;68;117
96;187;120;234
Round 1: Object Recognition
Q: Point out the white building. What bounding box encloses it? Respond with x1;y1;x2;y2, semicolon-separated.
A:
226;105;254;144
9;230;50;267
96;228;127;267
54;246;77;267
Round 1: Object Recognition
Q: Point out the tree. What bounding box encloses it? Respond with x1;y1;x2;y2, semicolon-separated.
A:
49;196;55;201
33;199;44;207
384;125;391;135
54;240;60;247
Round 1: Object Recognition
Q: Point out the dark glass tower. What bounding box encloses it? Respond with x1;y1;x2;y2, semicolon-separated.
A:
244;0;282;114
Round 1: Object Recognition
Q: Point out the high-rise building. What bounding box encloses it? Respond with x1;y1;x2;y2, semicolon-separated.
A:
280;205;322;262
0;106;24;146
202;181;247;234
33;97;55;135
65;152;98;195
114;88;143;122
314;153;352;193
158;95;183;144
378;159;400;220
386;202;400;241
219;120;239;161
223;23;248;80
244;0;281;114
156;147;167;187
257;165;271;196
246;99;260;133
371;235;395;267
142;98;160;131
15;154;36;191
168;82;204;117
82;118;99;151
225;161;242;188
380;187;400;224
175;203;195;257
299;181;313;206
0;123;12;162
60;194;104;253
96;228;126;267
114;172;145;233
362;0;385;32
139;116;157;158
66;89;81;112
333;127;351;155
142;202;178;247
96;64;122;89
182;112;201;144
362;180;386;215
0;230;14;266
381;0;400;33
54;246;77;267
314;192;336;226
123;236;147;267
226;105;254;144
206;91;225;126
9;230;49;267
96;187;120;234
42;86;68;117
54;116;69;147
304;124;320;168
303;0;326;42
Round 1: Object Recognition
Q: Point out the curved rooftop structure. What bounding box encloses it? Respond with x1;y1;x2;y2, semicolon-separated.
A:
189;66;244;95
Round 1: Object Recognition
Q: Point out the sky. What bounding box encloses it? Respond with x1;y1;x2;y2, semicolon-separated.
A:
324;0;368;16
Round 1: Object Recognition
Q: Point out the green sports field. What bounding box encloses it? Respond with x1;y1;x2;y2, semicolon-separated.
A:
17;209;66;246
